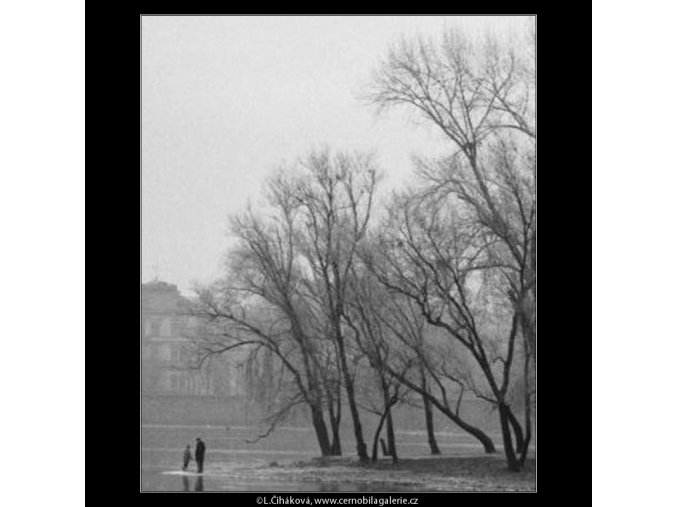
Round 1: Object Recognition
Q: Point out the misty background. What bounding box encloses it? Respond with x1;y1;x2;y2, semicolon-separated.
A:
141;15;530;294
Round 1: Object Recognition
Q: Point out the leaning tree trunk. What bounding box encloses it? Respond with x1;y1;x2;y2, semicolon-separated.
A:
335;325;369;461
519;306;536;362
329;414;342;455
517;337;533;468
371;381;398;463
423;395;441;455
310;404;332;457
420;369;441;455
380;377;398;464
498;402;523;472
371;412;389;462
327;384;342;455
387;366;496;453
385;406;398;464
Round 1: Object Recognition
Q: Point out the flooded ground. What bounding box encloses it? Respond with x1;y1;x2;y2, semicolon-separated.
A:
141;424;534;491
142;466;426;492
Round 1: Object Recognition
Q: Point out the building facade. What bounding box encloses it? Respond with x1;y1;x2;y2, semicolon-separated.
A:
141;280;244;397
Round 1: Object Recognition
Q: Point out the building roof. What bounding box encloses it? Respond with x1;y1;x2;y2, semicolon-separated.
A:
142;280;191;315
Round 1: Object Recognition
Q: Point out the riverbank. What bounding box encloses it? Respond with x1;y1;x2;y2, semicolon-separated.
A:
204;454;536;492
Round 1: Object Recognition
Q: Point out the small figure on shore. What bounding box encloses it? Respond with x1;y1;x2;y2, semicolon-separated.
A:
182;444;193;471
195;437;206;474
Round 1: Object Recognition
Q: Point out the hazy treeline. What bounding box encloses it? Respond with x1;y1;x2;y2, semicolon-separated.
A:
189;24;535;472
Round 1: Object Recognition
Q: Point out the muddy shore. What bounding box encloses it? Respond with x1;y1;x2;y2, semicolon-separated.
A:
207;454;536;492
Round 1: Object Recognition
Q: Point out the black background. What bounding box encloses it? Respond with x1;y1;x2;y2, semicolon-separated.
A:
85;5;591;503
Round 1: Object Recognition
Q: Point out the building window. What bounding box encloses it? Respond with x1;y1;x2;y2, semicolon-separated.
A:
161;318;172;337
161;344;172;362
171;347;182;365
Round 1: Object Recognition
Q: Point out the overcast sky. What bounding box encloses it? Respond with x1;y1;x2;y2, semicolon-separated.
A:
141;15;532;295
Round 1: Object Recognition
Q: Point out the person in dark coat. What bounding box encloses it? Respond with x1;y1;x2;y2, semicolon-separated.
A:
195;438;206;473
182;444;193;471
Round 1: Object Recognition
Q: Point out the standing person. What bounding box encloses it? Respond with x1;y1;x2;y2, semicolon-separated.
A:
182;444;193;471
195;438;206;474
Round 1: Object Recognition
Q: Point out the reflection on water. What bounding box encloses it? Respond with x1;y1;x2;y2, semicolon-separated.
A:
178;474;205;492
194;476;204;492
142;468;423;492
142;470;418;493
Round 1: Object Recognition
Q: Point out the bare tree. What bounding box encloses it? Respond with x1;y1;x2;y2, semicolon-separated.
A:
351;253;498;455
189;189;337;456
288;148;381;462
363;189;531;470
378;295;445;456
189;149;382;461
343;271;402;464
364;26;535;471
364;25;535;356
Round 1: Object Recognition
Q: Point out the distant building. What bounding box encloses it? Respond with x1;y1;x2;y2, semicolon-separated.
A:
141;280;244;396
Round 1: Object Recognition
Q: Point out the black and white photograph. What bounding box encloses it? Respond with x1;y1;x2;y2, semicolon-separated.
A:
141;15;536;493
140;15;536;493
11;3;677;506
